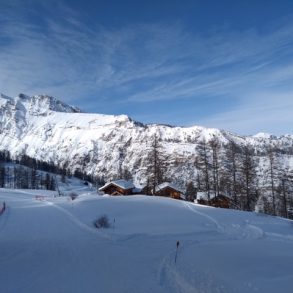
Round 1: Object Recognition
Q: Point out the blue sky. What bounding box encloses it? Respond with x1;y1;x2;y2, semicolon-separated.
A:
1;0;293;135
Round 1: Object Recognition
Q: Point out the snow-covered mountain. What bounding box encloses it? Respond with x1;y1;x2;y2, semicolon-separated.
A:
0;93;292;187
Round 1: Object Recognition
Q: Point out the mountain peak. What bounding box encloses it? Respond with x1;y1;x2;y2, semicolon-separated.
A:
0;93;81;115
18;93;31;100
253;132;273;139
29;94;81;114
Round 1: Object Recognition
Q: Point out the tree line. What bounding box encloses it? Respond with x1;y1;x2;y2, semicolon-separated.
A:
0;150;106;191
143;135;293;219
0;151;56;190
195;138;293;218
1;135;292;219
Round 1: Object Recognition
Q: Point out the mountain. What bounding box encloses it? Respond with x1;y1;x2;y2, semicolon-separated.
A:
0;93;292;194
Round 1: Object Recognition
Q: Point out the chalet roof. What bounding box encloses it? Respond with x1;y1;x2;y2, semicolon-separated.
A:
197;192;230;201
210;195;230;202
197;192;211;200
155;182;183;193
99;180;135;191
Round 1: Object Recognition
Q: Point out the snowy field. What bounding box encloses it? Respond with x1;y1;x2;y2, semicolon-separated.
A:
0;187;293;293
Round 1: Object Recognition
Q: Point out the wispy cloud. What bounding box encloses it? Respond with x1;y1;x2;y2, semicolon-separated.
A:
196;91;293;135
0;2;293;134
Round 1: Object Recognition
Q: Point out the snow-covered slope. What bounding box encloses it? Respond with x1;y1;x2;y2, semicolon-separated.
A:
0;93;292;187
0;189;292;292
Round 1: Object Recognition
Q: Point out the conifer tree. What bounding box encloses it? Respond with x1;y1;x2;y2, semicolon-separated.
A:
147;134;167;194
266;146;278;215
239;144;258;211
185;181;197;201
209;137;221;197
195;139;211;199
223;141;240;207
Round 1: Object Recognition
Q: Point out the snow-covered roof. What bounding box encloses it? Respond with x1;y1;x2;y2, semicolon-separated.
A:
155;182;183;193
133;187;142;194
197;192;231;201
99;179;135;191
197;192;211;200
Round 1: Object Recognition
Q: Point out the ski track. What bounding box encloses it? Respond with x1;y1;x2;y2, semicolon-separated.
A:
157;223;227;293
266;232;293;242
182;202;270;243
243;224;265;239
182;202;293;244
182;202;224;232
44;200;112;240
158;250;196;293
158;247;232;293
48;198;213;292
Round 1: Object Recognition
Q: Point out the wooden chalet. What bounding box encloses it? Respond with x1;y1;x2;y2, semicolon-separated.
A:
197;193;230;209
155;182;183;200
210;195;230;208
99;180;136;196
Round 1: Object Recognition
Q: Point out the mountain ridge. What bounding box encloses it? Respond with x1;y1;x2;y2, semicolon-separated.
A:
2;92;292;137
0;93;292;193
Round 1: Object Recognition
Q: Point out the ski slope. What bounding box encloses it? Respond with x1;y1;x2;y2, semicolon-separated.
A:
0;188;293;293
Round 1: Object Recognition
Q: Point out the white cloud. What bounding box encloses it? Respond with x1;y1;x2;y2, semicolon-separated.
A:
0;3;293;134
196;91;293;135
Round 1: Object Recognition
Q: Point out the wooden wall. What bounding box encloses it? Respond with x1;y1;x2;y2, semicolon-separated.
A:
156;187;181;199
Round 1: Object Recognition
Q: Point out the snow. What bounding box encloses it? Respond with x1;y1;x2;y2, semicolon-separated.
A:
155;182;183;193
253;132;273;139
1;187;293;293
197;191;224;200
0;92;293;198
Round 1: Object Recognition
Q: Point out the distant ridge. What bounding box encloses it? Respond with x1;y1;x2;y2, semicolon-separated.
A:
0;92;292;192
